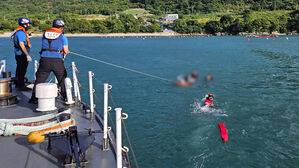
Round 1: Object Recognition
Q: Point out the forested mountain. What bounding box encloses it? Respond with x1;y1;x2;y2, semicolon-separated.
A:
133;0;298;14
0;0;298;34
0;0;135;18
1;0;298;17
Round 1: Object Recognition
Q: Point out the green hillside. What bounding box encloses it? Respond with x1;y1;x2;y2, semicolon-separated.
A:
0;0;298;34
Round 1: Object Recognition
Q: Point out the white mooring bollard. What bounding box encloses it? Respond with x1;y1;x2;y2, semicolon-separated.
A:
36;83;57;112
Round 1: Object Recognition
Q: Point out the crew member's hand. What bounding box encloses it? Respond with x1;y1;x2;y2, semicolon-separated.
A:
26;55;32;62
63;54;67;60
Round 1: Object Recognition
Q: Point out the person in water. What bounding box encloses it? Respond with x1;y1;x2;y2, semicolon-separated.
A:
204;93;214;107
188;71;198;83
176;71;198;86
205;74;213;82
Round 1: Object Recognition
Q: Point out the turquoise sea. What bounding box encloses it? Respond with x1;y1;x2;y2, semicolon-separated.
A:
0;36;299;168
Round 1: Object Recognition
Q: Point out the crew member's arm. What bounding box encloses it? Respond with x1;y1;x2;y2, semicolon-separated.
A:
17;31;32;62
63;45;69;54
19;42;30;56
62;34;69;54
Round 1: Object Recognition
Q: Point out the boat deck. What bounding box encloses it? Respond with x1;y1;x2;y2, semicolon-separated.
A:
0;87;125;168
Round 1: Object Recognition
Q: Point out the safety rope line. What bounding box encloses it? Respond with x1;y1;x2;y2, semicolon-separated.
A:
74;74;117;137
121;119;139;168
93;93;116;131
125;150;132;168
93;76;104;86
70;66;139;167
75;72;116;132
91;75;117;131
70;51;173;83
109;92;139;168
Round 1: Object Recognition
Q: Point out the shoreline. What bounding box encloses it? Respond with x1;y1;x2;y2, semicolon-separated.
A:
0;32;183;38
0;32;296;38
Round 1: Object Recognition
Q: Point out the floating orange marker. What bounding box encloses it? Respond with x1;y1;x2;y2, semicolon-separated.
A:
218;123;228;142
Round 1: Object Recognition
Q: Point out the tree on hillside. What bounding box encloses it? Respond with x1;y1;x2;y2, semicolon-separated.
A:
251;19;263;33
173;19;188;33
269;20;279;33
204;21;222;34
92;20;109;33
278;15;288;33
229;18;245;34
119;14;140;32
288;10;299;32
220;15;234;32
260;18;271;32
242;9;252;23
39;24;51;31
105;17;125;33
0;21;14;31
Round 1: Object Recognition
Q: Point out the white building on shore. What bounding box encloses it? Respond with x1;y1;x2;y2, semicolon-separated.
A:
160;14;179;23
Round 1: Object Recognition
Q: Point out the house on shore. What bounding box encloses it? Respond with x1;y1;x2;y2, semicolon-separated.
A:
160;14;179;23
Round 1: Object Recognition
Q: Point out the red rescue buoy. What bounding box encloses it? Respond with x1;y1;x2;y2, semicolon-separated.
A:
218;123;228;142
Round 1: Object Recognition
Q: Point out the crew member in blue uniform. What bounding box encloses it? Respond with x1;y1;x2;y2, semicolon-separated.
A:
29;19;69;104
11;17;32;90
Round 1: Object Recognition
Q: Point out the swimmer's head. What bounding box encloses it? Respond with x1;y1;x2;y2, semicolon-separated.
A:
205;74;213;81
207;93;214;100
191;71;198;78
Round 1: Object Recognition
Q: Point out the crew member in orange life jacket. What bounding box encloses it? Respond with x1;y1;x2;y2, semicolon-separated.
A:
29;19;69;104
204;93;214;107
11;17;32;91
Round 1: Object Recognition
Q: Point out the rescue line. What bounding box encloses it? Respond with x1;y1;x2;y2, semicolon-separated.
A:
70;51;173;83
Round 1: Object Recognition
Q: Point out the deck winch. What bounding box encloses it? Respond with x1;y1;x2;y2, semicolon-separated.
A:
0;78;11;97
0;72;18;107
36;83;58;112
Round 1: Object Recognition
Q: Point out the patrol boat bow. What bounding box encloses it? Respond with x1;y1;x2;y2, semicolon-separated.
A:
0;60;132;168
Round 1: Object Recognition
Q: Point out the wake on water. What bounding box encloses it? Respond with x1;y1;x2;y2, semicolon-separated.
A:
191;97;228;117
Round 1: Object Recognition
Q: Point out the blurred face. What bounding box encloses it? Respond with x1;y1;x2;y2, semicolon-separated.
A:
206;75;212;81
58;27;64;32
24;24;30;30
209;96;213;101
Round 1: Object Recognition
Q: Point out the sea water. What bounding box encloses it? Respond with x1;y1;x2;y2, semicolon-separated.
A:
0;36;298;167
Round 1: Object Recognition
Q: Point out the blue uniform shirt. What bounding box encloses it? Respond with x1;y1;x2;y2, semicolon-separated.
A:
13;30;30;55
61;34;68;46
40;33;68;58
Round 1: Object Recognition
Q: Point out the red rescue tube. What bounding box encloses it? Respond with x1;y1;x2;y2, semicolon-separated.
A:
218;123;228;142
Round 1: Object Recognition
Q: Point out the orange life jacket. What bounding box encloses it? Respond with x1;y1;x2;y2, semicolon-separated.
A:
45;27;63;34
12;26;31;48
40;27;64;57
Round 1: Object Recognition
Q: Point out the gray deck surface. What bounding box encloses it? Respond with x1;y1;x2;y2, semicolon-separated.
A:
0;87;126;168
